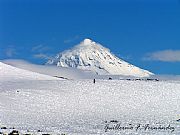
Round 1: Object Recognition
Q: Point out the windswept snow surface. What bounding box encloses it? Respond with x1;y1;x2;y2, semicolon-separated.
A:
47;38;153;77
0;78;180;134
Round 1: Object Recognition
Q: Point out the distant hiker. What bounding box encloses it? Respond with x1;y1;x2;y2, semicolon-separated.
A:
93;79;96;83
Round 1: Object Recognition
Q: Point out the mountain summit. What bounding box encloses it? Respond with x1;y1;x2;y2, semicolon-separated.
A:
47;38;153;77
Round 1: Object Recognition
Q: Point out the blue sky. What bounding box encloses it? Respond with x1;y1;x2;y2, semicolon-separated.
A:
0;0;180;74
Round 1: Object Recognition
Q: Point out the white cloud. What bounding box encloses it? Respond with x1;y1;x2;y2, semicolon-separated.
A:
144;50;180;62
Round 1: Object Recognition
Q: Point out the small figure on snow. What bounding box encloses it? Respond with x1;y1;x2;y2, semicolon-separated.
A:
93;79;96;84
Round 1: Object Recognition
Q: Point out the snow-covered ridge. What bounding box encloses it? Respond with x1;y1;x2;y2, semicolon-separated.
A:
0;62;60;81
47;38;153;77
2;59;96;80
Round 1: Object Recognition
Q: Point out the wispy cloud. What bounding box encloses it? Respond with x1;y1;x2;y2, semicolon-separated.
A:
33;53;52;60
143;50;180;62
64;35;79;43
31;44;53;60
5;46;17;57
31;44;51;53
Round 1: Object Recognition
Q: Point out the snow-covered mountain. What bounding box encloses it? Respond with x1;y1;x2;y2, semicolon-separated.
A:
47;38;153;77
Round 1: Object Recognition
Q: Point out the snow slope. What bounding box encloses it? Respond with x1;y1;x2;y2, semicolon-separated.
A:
0;62;60;81
47;38;153;77
0;61;179;134
2;59;96;80
0;79;180;134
